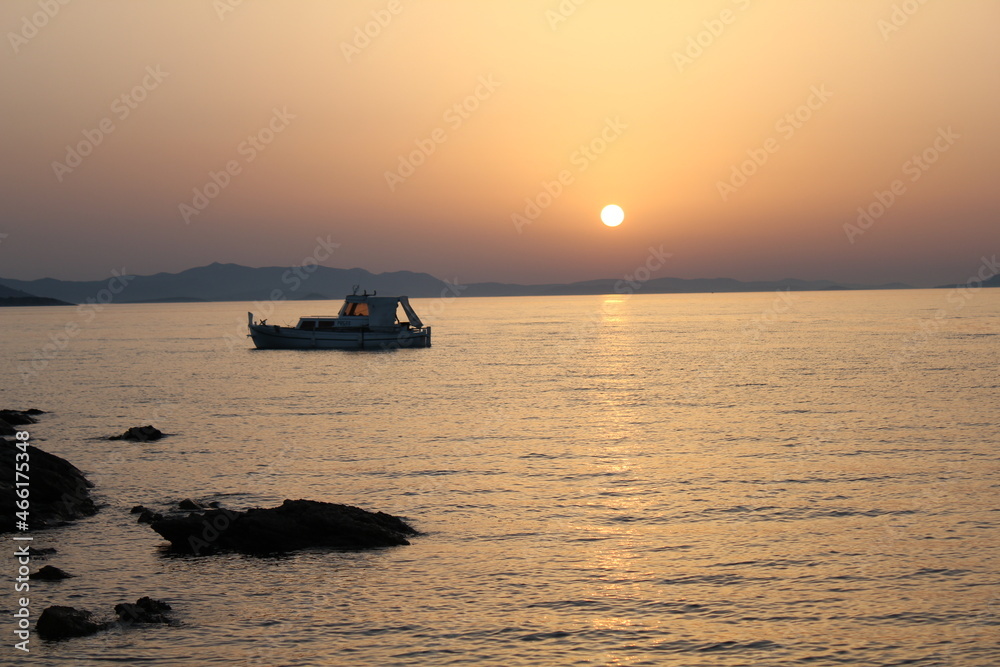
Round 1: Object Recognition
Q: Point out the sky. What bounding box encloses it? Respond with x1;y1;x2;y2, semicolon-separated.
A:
1;0;997;287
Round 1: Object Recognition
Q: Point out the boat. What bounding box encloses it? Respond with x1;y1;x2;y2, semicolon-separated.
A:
247;290;431;350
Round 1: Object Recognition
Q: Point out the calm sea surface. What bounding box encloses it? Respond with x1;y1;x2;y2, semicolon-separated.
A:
1;290;998;666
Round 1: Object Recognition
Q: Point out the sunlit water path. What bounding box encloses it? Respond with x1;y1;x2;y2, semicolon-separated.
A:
1;290;997;666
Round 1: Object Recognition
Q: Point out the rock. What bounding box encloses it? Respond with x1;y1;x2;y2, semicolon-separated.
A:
130;505;147;514
0;409;40;426
150;499;418;555
0;418;15;436
177;498;203;511
0;425;97;534
115;597;173;625
36;606;107;640
29;565;73;580
109;425;163;442
137;510;163;524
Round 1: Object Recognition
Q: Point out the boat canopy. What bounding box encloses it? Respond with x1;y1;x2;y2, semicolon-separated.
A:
338;295;423;329
399;297;423;328
366;297;401;328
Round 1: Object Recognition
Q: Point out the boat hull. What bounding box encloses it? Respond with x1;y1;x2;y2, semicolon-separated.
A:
248;324;431;350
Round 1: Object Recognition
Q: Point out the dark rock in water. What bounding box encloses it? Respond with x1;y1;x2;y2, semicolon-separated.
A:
130;505;147;514
36;606;107;640
25;408;46;416
115;597;173;625
0;409;40;426
109;425;163;442
150;499;418;554
0;435;96;534
30;565;74;580
0;418;15;436
137;510;163;525
177;498;204;511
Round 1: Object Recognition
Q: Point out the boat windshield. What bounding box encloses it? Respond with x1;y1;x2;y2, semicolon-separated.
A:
343;302;369;316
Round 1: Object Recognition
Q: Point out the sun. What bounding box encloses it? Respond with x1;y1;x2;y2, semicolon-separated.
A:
601;204;624;227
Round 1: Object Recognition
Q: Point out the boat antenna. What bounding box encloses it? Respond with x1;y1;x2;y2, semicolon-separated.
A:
352;284;359;295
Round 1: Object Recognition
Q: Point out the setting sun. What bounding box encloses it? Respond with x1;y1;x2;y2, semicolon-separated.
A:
601;205;625;227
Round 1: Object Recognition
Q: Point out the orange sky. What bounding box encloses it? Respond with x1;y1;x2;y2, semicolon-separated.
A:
1;0;997;286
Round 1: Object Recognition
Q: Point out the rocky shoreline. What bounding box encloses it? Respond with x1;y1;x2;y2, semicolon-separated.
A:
3;409;421;643
0;410;96;532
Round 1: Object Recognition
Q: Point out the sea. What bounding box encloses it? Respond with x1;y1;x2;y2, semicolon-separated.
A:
1;289;998;666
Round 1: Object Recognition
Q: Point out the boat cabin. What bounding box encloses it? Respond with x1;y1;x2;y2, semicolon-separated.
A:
293;295;424;331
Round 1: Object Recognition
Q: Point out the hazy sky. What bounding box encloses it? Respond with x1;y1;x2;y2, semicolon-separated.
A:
1;0;997;286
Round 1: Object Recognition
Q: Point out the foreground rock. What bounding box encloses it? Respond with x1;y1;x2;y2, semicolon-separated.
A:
36;606;108;640
115;597;173;625
109;425;163;441
0;409;44;426
0;415;96;533
150;499;418;554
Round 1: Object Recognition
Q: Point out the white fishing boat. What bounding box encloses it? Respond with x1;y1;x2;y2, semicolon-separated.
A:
248;290;431;350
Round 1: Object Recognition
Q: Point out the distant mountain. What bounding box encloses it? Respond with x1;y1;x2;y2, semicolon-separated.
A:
935;274;1000;289
0;283;72;307
0;263;452;304
0;263;922;305
460;276;913;297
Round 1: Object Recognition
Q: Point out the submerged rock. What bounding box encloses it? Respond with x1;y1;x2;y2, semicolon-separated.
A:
109;425;163;442
150;499;418;554
36;606;107;640
177;498;204;511
0;430;96;533
115;597;173;625
29;565;74;580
